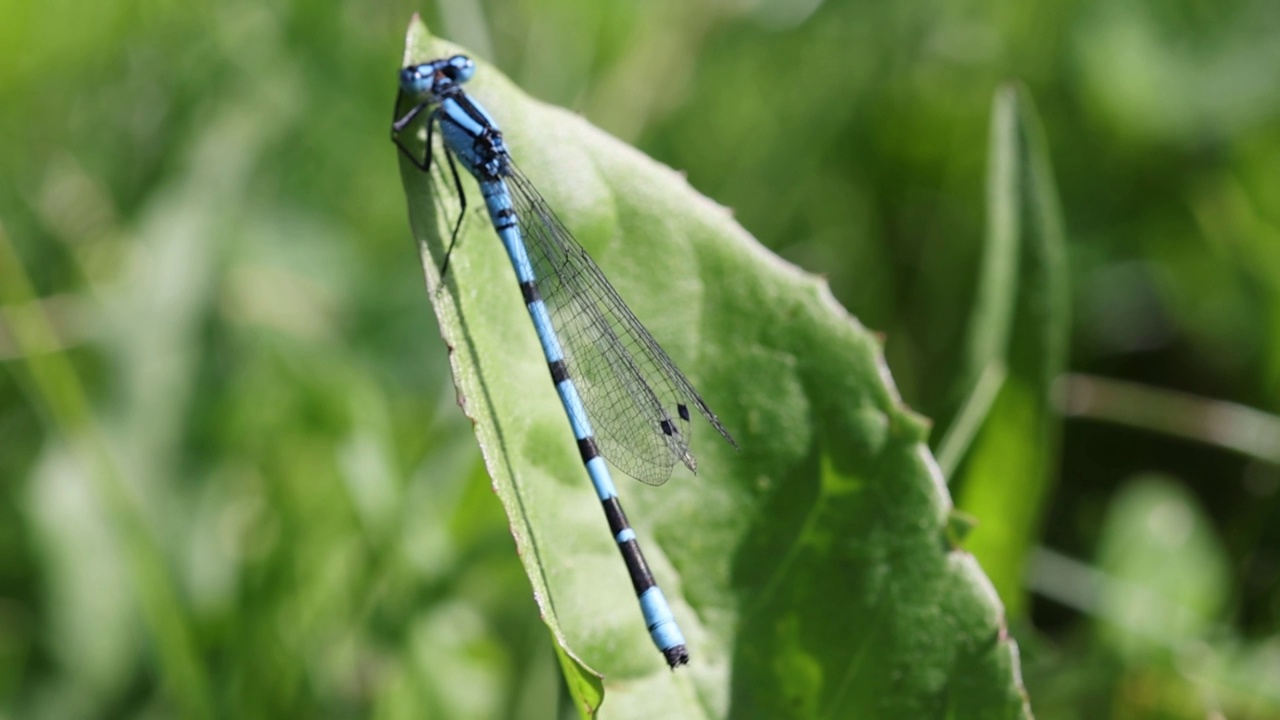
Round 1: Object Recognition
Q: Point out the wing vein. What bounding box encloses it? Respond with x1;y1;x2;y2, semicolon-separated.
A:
504;164;734;485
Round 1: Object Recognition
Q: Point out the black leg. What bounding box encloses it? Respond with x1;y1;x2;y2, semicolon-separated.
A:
439;143;468;279
390;95;468;280
390;87;408;129
391;89;432;172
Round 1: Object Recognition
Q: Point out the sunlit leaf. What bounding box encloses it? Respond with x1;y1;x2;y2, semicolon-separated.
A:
943;85;1069;619
398;17;1031;719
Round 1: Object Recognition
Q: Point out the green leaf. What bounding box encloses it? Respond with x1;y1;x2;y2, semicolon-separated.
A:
397;17;1032;719
942;85;1069;619
1095;474;1229;657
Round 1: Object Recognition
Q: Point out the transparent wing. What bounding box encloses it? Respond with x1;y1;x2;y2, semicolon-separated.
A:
505;164;736;485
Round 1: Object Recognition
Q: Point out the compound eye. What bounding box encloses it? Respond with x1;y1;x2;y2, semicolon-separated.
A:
399;65;431;94
448;55;476;84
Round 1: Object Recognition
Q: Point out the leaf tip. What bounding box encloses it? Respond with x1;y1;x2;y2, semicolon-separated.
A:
945;509;979;548
403;14;433;64
894;405;933;444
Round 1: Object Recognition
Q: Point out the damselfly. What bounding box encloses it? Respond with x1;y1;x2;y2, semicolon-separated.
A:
392;54;736;668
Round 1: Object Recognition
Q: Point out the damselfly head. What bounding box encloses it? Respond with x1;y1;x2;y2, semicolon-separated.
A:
399;55;476;100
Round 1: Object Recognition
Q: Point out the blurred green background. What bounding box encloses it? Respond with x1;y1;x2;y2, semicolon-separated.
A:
2;0;1278;717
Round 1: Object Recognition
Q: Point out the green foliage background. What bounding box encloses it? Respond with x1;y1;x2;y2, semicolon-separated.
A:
1;0;1278;718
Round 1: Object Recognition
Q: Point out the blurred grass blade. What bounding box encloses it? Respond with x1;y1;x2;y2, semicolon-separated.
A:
0;222;213;719
947;85;1069;618
937;360;1007;476
398;17;1032;718
1058;373;1280;465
